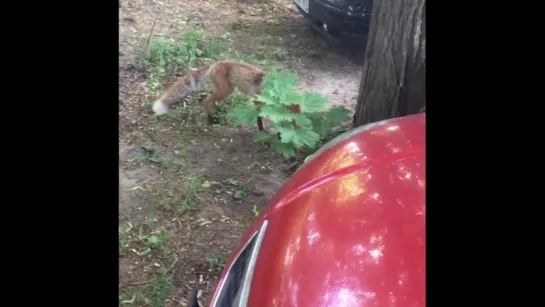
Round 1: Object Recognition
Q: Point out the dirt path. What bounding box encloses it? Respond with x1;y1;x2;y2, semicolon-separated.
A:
119;0;362;305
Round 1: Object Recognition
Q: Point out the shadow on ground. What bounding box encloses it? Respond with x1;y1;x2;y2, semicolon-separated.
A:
228;8;366;64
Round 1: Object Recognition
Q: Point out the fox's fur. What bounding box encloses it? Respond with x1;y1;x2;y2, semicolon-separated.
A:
152;60;267;125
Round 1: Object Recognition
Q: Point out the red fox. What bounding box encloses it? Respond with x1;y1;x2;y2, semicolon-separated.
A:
152;60;270;129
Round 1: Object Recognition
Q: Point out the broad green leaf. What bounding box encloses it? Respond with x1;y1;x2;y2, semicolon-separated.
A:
326;106;351;126
271;73;297;96
271;140;297;159
310;116;331;137
295;128;321;149
304;110;326;120
253;131;271;143
279;91;303;105
273;120;296;131
283;73;298;86
273;72;297;88
269;84;283;100
227;104;260;125
255;92;278;105
300;92;329;112
275;125;296;144
264;88;278;98
276;126;320;149
262;70;280;84
293;114;313;128
260;105;297;123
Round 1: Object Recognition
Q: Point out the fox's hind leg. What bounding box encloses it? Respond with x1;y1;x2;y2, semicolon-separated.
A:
199;73;233;125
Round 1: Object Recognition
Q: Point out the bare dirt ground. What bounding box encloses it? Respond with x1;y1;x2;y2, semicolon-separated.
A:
119;0;362;305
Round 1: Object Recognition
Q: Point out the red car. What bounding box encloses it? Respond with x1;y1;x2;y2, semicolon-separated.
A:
205;113;426;307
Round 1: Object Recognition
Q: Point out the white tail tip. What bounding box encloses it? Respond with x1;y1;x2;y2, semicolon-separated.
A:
152;100;168;116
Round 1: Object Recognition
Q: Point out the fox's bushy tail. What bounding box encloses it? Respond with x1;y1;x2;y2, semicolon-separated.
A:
152;64;213;116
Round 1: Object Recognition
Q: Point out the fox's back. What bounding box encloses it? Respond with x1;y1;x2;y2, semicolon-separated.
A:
223;61;265;94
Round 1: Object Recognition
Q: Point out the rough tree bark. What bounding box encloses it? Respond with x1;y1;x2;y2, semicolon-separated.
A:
353;0;426;127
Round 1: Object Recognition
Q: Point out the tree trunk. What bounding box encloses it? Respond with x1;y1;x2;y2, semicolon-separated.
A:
353;0;426;127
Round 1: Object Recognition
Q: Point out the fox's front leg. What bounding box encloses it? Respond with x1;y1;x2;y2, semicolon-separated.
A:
199;75;233;125
199;95;222;126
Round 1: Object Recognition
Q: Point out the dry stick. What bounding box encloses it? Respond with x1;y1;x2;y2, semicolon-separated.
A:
135;12;160;120
163;256;180;276
126;280;153;287
126;257;180;286
282;160;299;172
144;12;160;57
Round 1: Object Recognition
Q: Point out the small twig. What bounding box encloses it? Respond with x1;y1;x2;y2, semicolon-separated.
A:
209;231;217;243
281;161;299;172
331;127;351;135
126;280;153;286
162;256;179;276
127;135;137;145
126;257;179;287
144;12;160;57
152;34;172;38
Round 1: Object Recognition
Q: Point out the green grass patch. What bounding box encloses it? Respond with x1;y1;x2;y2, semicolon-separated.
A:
137;28;231;74
179;176;203;213
126;146;173;169
120;276;173;307
207;252;226;274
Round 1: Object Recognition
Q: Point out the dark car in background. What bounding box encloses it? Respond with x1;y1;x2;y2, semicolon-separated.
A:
293;0;373;49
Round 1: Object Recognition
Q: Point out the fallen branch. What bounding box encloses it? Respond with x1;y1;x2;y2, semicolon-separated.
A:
125;257;179;287
281;160;299;172
144;12;160;57
126;280;152;287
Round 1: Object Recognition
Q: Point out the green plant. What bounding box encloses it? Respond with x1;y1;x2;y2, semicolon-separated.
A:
119;222;134;254
147;229;169;250
207;253;226;273
139;28;230;74
134;146;172;169
120;276;173;307
179;176;202;213
227;71;350;159
142;276;173;307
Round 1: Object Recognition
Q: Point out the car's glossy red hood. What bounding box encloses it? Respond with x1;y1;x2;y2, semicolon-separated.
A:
214;114;425;307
